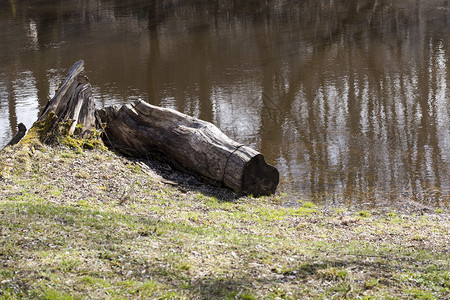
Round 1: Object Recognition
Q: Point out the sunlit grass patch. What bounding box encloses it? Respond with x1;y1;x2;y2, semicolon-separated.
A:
0;145;449;299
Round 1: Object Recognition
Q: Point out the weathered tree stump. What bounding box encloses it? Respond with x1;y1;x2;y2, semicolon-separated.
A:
98;100;279;195
37;59;96;143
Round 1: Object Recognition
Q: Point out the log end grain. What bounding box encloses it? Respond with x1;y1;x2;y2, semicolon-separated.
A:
242;154;279;196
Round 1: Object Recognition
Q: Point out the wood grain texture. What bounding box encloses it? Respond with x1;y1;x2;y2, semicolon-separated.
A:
98;100;279;195
38;60;96;142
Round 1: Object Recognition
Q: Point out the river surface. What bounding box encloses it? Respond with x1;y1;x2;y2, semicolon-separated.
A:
0;0;449;207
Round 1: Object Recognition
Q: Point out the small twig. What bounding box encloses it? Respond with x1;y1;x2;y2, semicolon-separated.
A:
118;188;130;205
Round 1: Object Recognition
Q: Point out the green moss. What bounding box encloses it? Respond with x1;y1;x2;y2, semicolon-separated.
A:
16;112;106;153
61;135;83;153
358;210;371;218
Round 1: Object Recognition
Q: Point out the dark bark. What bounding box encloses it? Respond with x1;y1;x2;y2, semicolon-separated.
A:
5;123;27;147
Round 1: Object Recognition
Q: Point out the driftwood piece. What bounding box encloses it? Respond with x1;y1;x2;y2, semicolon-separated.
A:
37;59;96;143
98;100;279;195
4;123;27;147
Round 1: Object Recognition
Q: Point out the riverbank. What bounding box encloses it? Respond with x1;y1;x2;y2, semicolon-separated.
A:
0;143;448;299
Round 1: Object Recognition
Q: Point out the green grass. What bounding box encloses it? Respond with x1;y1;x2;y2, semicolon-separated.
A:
0;144;449;299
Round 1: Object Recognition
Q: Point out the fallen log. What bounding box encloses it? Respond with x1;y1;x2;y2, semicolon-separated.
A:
98;100;279;195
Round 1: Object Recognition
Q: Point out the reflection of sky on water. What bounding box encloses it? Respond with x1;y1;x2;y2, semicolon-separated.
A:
13;71;40;129
435;41;449;165
0;86;12;144
212;82;262;149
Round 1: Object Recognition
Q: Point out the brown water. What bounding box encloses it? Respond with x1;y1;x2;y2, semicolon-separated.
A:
1;0;449;207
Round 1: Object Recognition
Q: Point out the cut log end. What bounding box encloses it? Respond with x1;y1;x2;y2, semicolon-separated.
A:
242;154;279;196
